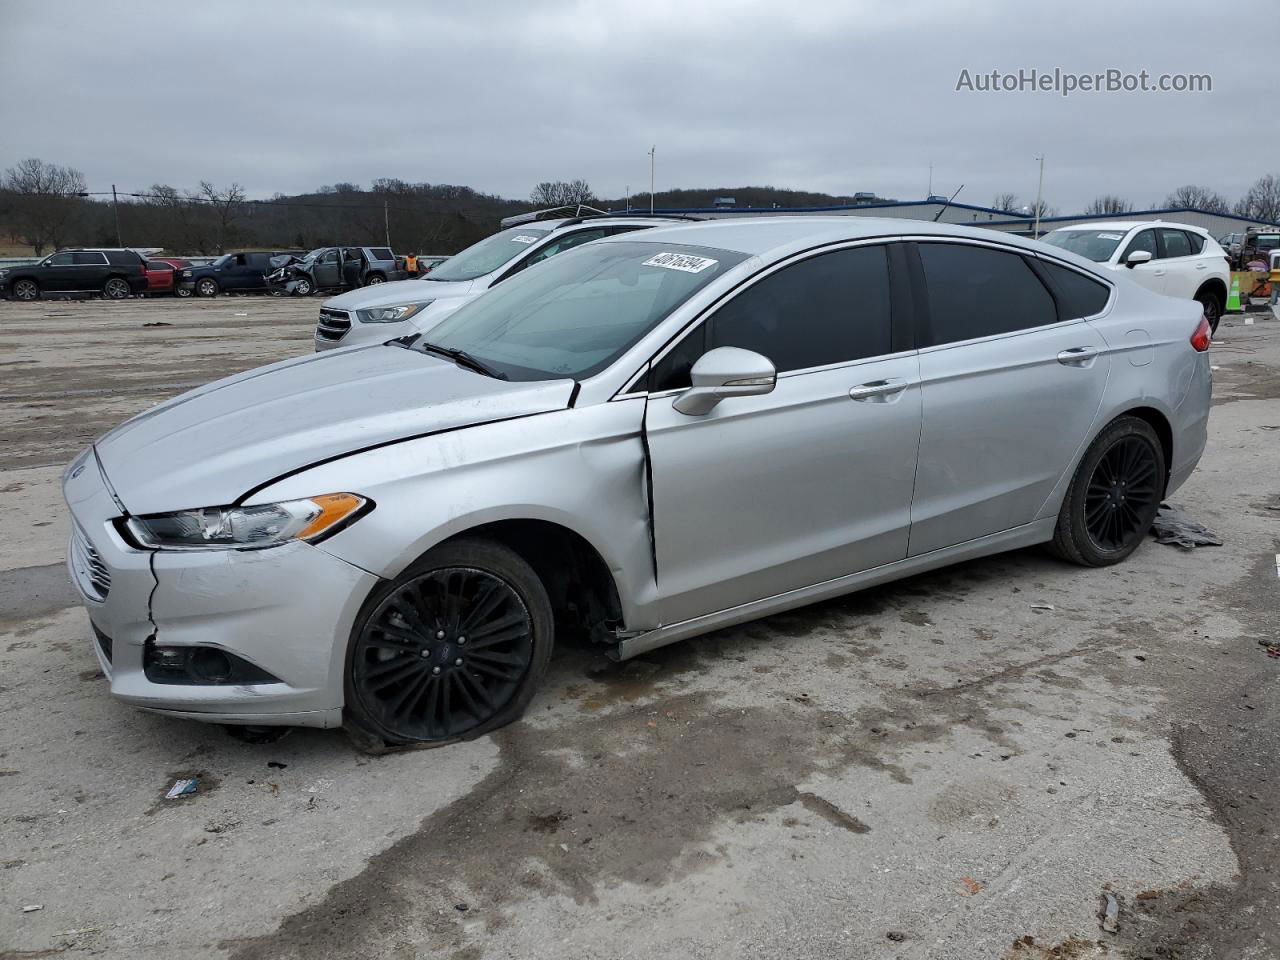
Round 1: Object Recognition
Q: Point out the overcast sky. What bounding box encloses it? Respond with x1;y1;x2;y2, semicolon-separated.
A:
0;0;1267;213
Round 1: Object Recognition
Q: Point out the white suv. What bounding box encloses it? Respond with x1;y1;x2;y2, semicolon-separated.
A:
1042;221;1230;331
314;215;692;350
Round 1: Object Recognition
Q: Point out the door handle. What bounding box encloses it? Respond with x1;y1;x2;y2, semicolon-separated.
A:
849;378;909;401
1195;262;1207;270
1153;270;1166;277
1057;346;1100;365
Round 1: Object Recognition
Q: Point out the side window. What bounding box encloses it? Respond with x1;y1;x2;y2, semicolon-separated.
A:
1184;231;1205;255
525;229;606;268
146;261;171;271
649;324;707;393
1121;229;1157;261
917;243;1056;345
1159;228;1192;259
605;225;650;237
319;249;338;264
72;252;107;265
1040;261;1110;319
370;248;393;261
47;253;74;266
708;246;892;372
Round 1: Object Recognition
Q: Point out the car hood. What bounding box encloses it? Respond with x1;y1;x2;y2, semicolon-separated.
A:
323;277;477;311
94;344;574;514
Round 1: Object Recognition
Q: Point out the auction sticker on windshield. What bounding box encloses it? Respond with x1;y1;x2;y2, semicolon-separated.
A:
511;235;540;244
643;252;719;273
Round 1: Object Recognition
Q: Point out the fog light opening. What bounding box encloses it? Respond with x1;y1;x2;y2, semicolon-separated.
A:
144;642;282;686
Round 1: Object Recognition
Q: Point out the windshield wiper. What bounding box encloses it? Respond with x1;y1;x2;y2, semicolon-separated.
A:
419;342;507;380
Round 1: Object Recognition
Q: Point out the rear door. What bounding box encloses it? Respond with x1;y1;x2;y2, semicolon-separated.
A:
243;253;271;289
907;240;1112;556
644;242;922;624
1155;228;1199;300
1117;228;1165;294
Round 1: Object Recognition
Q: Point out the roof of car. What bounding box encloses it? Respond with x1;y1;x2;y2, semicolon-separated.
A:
594;215;1065;258
1051;220;1210;235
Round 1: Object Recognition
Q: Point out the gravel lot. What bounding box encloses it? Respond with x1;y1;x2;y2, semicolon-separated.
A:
1;296;1277;960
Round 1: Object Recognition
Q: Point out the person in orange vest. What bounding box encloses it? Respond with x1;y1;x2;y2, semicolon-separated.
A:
404;252;418;277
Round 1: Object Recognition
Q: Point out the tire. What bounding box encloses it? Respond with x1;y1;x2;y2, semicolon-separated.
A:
292;278;314;297
1196;288;1223;335
102;277;130;300
195;277;219;298
176;286;192;299
364;273;386;286
1050;416;1165;567
344;538;553;748
11;278;39;301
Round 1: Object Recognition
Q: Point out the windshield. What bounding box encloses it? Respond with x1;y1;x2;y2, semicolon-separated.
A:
212;254;232;267
418;240;747;381
1041;230;1127;262
425;226;552;282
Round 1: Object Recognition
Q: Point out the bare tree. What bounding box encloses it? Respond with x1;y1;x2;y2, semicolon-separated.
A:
199;181;246;253
991;192;1019;213
1233;174;1280;224
2;157;87;254
529;179;596;208
1084;195;1133;216
1163;184;1229;212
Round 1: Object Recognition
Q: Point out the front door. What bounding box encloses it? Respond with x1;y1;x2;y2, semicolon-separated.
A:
907;241;1112;555
1116;228;1165;294
312;249;342;287
644;243;922;626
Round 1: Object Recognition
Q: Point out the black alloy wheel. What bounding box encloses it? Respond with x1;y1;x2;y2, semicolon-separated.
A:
12;279;39;301
102;277;130;300
1050;416;1165;566
1196;292;1222;335
346;540;552;746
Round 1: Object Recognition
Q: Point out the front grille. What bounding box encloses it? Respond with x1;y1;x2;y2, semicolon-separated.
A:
316;308;351;342
71;526;111;601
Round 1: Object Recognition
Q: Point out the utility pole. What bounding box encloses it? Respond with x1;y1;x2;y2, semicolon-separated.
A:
1033;155;1045;239
648;145;655;214
383;199;390;247
625;184;630;212
928;163;933;197
111;184;122;247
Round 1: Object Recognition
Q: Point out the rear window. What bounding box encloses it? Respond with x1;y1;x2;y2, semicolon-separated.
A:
146;261;174;271
1159;229;1192;259
1040;261;1110;319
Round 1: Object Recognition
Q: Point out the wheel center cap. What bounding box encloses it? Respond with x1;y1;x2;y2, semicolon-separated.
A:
437;643;454;664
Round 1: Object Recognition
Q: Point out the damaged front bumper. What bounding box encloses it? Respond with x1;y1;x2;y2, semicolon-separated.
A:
63;451;379;728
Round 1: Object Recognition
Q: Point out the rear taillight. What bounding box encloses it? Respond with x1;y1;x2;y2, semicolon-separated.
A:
1190;315;1211;352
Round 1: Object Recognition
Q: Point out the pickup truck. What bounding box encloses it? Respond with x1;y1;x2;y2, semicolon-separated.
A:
179;251;303;297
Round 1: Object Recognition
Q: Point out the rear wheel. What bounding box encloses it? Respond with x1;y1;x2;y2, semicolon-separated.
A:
1196;289;1223;335
102;277;130;300
345;539;553;748
1050;416;1164;566
195;277;219;298
11;278;39;301
364;273;386;286
176;286;192;298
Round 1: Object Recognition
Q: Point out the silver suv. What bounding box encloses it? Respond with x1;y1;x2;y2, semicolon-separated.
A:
64;217;1210;748
313;216;689;350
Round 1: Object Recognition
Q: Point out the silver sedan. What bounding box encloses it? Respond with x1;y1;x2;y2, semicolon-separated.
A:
63;217;1212;747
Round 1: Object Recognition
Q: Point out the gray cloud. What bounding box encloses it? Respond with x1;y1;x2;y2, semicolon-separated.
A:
0;0;1265;212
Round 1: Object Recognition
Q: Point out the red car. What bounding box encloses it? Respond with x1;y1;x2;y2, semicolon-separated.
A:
144;258;191;296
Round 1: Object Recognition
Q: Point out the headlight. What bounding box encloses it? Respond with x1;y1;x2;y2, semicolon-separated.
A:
0;269;9;278
355;301;431;324
182;269;192;277
125;493;369;550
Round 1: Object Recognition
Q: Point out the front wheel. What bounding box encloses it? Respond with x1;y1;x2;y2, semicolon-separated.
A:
1050;416;1165;567
293;278;314;297
344;539;553;748
195;277;219;298
11;278;39;301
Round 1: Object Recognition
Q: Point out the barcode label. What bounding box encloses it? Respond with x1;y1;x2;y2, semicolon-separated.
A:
643;252;718;273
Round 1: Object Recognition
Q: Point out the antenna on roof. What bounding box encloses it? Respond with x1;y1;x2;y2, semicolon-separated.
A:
932;184;964;221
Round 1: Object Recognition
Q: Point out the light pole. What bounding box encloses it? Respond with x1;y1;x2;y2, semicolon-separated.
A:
1033;155;1045;239
648;145;655;214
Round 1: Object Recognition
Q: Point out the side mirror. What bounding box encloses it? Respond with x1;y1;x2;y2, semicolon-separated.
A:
672;346;776;416
1125;250;1153;268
